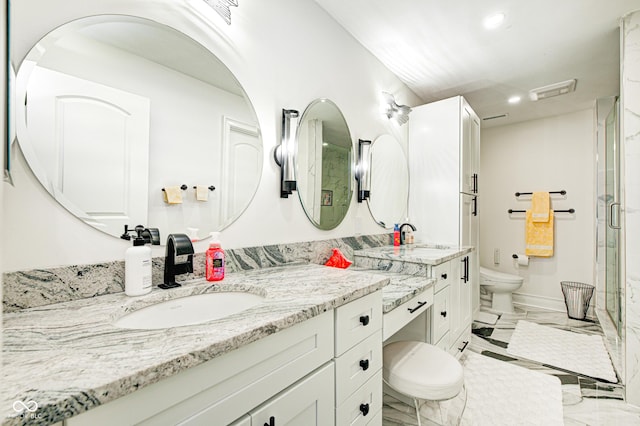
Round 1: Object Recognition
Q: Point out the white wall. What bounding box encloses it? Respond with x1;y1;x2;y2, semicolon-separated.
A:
480;109;596;310
621;9;640;407
3;0;420;271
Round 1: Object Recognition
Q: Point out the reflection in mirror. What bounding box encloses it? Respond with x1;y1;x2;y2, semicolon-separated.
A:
15;15;262;241
296;99;353;230
368;134;409;228
4;63;15;184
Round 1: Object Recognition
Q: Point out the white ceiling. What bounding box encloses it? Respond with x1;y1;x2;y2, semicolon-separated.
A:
313;0;639;127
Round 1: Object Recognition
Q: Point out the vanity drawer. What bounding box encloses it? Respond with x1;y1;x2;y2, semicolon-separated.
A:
432;262;452;293
383;286;434;341
335;371;383;426
335;330;382;404
335;291;382;357
431;286;450;344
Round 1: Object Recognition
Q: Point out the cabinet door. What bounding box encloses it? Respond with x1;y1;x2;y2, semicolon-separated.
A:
458;256;472;337
460;102;480;195
449;259;461;340
449;256;472;351
250;363;334;426
460;194;478;248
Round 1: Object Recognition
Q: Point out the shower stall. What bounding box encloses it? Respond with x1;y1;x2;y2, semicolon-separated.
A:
595;96;624;374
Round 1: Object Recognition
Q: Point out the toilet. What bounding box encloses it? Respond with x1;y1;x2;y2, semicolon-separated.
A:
479;266;524;313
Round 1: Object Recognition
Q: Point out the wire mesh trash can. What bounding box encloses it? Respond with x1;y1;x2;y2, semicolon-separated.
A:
561;281;595;320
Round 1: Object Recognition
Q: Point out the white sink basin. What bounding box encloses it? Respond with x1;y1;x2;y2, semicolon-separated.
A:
114;292;266;330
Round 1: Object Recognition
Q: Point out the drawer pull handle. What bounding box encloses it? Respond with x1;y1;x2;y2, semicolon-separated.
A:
440;310;447;318
359;403;370;416
459;340;469;352
264;416;275;426
441;273;448;279
408;301;427;313
359;359;370;371
359;315;370;326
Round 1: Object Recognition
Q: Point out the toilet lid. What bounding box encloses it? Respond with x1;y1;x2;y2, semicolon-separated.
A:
383;341;464;401
480;267;524;284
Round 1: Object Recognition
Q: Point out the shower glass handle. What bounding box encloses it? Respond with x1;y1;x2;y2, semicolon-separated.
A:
609;202;621;230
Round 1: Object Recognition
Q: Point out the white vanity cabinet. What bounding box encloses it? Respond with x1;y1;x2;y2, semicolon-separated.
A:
429;256;472;357
65;311;334;426
63;291;384;426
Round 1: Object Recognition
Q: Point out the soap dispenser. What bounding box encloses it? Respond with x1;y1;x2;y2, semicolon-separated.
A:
205;232;225;281
122;225;153;296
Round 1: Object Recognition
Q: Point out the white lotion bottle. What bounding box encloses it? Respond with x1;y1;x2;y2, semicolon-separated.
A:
125;236;152;296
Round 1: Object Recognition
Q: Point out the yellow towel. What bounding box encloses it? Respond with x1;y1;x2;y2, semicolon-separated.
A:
163;186;183;204
531;191;550;222
525;210;554;257
195;185;209;202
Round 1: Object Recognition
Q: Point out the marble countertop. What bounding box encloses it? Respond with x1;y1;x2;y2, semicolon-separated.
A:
354;244;473;266
1;264;388;426
350;267;435;313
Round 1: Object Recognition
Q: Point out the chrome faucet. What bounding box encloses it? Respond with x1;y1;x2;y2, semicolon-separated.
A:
160;233;194;289
399;223;417;245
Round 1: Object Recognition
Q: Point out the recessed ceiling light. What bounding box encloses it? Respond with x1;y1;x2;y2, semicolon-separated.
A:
484;12;505;29
508;96;521;104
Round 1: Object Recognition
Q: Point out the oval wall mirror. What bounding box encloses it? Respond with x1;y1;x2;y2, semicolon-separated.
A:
295;99;353;230
368;134;409;228
15;15;263;241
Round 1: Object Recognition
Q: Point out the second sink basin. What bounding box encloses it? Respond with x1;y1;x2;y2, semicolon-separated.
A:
114;292;266;330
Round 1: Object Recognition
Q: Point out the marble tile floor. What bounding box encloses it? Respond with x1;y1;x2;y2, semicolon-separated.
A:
382;307;640;425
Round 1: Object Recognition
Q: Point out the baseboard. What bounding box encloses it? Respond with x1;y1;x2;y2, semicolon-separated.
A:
512;292;596;319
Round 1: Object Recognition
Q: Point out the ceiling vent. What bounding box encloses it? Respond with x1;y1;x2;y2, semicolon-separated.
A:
529;79;577;101
482;113;508;121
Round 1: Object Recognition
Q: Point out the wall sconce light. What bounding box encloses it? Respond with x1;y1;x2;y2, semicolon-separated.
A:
274;109;299;198
382;92;412;125
356;139;372;203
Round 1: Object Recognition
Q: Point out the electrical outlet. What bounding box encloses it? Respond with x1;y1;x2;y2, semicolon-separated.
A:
494;248;500;265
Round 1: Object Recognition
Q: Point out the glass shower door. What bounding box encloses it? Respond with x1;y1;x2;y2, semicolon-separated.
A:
605;99;622;334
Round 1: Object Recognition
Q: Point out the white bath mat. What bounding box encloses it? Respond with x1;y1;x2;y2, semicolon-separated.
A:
507;320;617;383
383;352;564;426
475;311;499;325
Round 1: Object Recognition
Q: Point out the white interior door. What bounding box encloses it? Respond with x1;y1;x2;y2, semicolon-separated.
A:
220;117;261;227
24;66;150;236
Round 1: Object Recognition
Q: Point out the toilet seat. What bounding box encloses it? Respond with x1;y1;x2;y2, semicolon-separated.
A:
479;267;523;284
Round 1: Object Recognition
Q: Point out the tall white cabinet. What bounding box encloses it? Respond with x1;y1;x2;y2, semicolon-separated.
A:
408;95;481;319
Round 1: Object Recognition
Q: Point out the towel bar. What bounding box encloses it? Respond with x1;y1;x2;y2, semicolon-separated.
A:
515;190;566;197
162;185;188;192
508;208;575;214
192;185;216;191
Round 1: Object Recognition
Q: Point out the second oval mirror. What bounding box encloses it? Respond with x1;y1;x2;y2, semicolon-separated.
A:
295;99;353;230
368;134;409;228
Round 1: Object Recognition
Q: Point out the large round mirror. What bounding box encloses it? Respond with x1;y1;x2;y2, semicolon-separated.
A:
368;134;409;228
295;99;353;230
15;15;262;241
